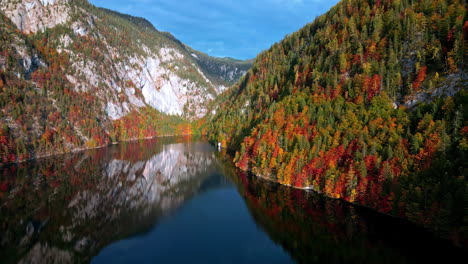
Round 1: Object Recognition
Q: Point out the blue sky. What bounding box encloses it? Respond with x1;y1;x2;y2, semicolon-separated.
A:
89;0;340;60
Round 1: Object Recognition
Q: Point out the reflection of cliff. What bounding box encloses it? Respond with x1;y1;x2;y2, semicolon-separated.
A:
231;172;468;264
0;138;226;264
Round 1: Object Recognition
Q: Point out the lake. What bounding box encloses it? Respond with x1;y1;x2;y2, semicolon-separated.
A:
0;136;466;263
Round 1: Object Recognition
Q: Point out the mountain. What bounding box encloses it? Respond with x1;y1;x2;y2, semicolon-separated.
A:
0;0;251;165
206;0;467;243
186;47;253;87
98;7;252;88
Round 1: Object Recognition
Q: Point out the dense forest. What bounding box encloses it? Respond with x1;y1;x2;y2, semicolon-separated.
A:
207;0;467;244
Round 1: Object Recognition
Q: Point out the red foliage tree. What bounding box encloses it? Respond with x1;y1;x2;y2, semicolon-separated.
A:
412;66;427;91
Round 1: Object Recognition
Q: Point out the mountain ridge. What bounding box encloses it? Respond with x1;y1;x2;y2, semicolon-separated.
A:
97;6;253;88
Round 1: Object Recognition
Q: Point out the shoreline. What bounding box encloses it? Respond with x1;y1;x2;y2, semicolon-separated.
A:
0;134;197;168
252;170;401;219
234;160;462;248
220;145;409;223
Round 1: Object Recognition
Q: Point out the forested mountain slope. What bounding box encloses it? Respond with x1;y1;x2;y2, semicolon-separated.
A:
0;0;251;165
207;0;468;245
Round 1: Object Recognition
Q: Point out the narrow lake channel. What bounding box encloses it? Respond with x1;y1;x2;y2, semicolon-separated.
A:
0;137;465;263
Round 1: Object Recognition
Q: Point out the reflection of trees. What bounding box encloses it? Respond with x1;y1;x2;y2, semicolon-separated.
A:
229;172;467;264
2;139;464;264
0;137;221;264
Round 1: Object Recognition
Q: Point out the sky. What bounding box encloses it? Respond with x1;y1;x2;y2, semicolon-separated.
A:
89;0;340;60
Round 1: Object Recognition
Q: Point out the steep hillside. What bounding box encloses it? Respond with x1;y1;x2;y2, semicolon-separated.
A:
207;0;467;244
0;0;250;165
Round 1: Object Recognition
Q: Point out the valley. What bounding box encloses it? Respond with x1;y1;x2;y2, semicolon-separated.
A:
0;0;467;260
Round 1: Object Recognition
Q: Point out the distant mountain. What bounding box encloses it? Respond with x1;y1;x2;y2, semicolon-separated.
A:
206;0;467;243
187;47;253;87
0;0;251;164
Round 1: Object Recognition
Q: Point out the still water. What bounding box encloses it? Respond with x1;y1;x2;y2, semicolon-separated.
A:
0;137;466;263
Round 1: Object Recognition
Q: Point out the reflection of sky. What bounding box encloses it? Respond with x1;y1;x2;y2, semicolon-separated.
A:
89;0;340;59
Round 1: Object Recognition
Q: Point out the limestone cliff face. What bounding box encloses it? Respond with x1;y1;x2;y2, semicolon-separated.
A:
0;0;71;33
0;0;251;120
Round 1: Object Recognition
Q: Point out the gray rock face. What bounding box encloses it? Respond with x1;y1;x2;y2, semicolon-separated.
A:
1;0;70;33
403;71;467;109
0;0;251;120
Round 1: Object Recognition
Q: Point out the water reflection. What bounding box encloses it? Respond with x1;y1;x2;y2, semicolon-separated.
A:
1;137;466;264
230;172;468;264
0;137;226;264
